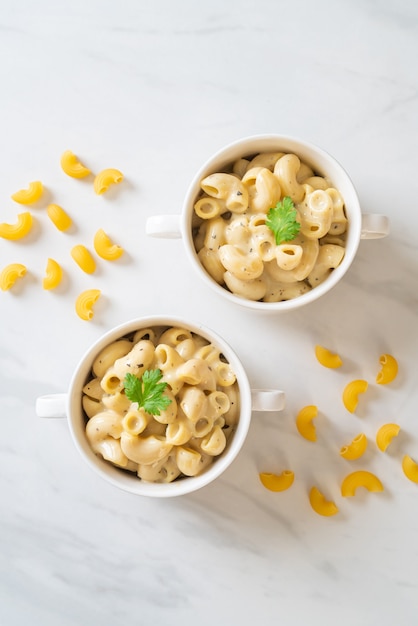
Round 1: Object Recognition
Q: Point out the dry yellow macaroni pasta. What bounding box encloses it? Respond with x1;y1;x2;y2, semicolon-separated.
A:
83;325;239;482
340;433;368;460
11;181;43;204
340;470;383;497
342;379;368;413
60;150;91;178
314;345;343;369
75;289;101;320
0;211;33;240
259;470;294;492
192;150;347;302
309;487;339;516
42;258;63;290
376;423;400;452
47;204;72;231
94;168;124;195
376;354;398;385
71;244;96;274
93;228;124;260
0;263;27;291
296;405;318;441
401;455;418;483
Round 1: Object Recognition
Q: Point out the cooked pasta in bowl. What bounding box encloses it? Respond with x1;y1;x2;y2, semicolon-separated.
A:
81;321;243;486
191;147;348;303
147;135;389;311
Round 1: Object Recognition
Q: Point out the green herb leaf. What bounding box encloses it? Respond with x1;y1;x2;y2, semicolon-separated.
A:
266;196;301;245
123;369;172;416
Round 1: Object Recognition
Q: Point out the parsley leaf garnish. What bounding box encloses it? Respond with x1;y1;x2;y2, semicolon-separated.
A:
266;196;301;245
123;369;172;416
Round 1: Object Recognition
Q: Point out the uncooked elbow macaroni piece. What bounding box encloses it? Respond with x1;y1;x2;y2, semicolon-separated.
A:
0;263;27;291
401;455;418;483
47;204;72;231
94;168;124;194
60;150;91;178
83;325;239;482
192;150;346;302
376;423;400;452
11;181;43;204
340;433;368;460
314;345;343;368
42;258;63;290
296;405;318;441
309;486;339;516
341;470;383;497
0;211;33;240
93;228;124;261
259;470;294;492
342;379;368;413
71;244;96;274
376;354;398;385
75;288;101;320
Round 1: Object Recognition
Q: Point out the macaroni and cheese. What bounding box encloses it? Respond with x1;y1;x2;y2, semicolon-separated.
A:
192;151;347;302
82;325;240;482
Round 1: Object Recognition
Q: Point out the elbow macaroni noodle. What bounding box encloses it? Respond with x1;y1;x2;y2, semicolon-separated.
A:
60;150;91;178
71;244;96;274
314;344;343;368
47;204;73;231
376;423;400;452
259;470;294;492
0;211;33;240
341;470;383;497
75;289;101;320
296;405;318;441
43;258;63;290
0;263;27;291
94;168;124;195
309;486;339;516
11;181;43;204
401;455;418;483
340;433;368;460
342;379;368;413
82;326;239;482
93;229;124;260
376;354;398;385
192;151;347;302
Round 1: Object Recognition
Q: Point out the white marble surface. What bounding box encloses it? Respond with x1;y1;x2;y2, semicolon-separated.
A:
1;0;418;624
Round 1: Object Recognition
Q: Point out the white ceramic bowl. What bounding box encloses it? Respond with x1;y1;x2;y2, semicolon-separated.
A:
36;316;285;497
